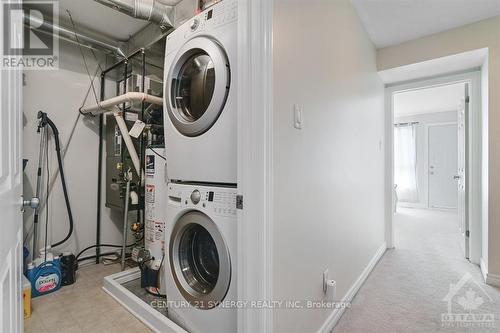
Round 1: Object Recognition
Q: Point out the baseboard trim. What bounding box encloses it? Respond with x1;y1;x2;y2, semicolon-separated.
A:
318;242;387;333
486;273;500;287
480;257;488;283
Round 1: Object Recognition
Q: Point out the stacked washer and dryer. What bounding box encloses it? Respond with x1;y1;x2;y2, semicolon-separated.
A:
162;1;238;332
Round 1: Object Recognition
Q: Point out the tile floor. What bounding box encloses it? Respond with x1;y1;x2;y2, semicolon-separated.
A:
25;263;152;333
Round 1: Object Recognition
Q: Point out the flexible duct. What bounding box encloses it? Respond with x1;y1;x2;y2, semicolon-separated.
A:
95;0;173;27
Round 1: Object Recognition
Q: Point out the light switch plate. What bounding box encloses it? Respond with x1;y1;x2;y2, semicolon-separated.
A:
294;104;303;129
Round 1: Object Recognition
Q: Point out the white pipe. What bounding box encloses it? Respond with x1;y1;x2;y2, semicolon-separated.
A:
80;92;163;116
114;110;145;183
80;92;163;183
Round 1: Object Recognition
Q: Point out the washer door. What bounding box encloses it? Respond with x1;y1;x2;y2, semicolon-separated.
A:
166;37;230;137
170;211;231;309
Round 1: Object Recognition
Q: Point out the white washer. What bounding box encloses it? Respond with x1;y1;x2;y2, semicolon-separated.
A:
163;0;238;184
165;183;237;333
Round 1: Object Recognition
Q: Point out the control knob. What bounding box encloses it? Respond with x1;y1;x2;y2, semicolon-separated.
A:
190;19;200;31
191;190;201;205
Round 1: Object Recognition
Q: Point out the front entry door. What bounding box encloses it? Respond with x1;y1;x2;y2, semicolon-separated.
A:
0;1;24;331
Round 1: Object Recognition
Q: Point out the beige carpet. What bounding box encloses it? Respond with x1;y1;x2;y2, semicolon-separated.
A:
334;208;500;333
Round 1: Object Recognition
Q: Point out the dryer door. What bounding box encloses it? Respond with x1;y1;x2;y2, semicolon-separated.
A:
170;211;231;309
167;37;230;137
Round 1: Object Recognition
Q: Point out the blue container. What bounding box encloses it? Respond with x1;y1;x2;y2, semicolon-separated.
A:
27;258;62;298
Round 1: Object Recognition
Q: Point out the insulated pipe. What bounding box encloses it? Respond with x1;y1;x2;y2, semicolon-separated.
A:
25;13;126;58
79;92;163;116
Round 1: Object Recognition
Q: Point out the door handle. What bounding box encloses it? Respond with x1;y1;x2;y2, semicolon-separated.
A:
454;175;461;180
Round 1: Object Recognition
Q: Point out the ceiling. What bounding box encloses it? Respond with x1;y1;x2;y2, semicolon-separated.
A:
394;83;465;116
351;0;500;48
57;0;183;41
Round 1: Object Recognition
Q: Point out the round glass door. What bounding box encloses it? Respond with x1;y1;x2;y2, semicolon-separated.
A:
172;52;215;123
167;37;230;137
179;224;219;295
170;211;231;309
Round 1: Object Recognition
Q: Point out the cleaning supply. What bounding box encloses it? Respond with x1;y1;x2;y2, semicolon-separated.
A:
22;275;31;319
60;252;77;286
26;249;62;298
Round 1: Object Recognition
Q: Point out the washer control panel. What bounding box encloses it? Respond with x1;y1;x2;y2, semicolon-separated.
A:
168;183;237;217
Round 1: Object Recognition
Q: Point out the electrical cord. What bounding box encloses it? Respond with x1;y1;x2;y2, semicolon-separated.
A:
66;9;100;107
77;251;118;263
148;147;166;161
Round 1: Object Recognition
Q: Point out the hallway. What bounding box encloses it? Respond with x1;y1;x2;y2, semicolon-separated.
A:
334;208;500;332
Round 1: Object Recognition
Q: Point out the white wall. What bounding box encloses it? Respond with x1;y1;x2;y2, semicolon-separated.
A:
377;16;499;278
272;0;385;331
23;40;124;261
394;111;458;209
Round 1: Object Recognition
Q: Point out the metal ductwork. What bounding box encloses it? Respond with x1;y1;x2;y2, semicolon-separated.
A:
25;13;126;58
94;0;174;28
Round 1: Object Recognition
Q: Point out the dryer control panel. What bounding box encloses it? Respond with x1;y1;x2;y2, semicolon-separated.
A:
168;183;237;218
167;0;237;47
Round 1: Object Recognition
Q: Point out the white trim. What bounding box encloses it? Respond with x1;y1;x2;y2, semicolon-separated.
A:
480;257;488;282
237;0;274;332
102;268;186;333
485;273;500;288
317;243;387;333
385;71;482;263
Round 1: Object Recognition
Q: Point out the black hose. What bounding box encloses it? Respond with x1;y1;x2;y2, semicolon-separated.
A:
76;242;137;261
37;111;75;249
77;251;117;263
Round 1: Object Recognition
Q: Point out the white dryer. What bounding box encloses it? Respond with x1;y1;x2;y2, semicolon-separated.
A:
165;183;237;333
163;0;238;184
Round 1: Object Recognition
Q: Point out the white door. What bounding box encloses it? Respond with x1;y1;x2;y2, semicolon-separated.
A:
456;84;470;259
428;124;458;209
0;1;24;332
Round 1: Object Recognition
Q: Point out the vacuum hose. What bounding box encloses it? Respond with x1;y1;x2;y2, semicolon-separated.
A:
38;111;74;249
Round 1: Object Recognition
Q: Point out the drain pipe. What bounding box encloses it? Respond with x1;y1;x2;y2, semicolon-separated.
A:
79;92;163;183
94;0;174;28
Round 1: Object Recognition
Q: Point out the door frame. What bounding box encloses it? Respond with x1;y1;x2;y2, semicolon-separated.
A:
385;71;482;264
426;121;458;210
237;0;274;332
